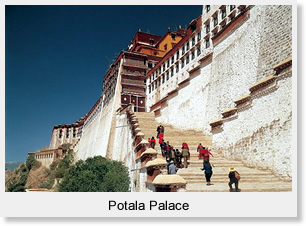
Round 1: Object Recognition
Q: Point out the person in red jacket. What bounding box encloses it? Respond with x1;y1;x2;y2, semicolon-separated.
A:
158;133;164;144
182;142;189;150
197;143;203;152
150;136;156;149
199;147;214;168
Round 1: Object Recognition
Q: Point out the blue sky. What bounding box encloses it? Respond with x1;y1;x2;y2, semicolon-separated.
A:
5;5;202;162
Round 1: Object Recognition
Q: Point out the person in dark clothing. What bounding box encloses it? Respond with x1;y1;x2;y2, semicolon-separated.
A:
228;167;240;192
175;149;183;168
165;141;171;159
156;125;164;138
202;160;213;185
150;136;156;149
160;140;167;157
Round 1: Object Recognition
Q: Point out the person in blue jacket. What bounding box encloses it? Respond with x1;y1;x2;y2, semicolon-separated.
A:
202;160;213;186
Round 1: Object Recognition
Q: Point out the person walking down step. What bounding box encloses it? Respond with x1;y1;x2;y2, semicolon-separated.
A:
228;167;240;192
201;160;213;186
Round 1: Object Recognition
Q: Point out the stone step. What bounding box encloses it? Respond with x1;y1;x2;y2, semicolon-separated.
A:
135;111;292;192
186;181;292;192
181;174;278;180
185;178;281;183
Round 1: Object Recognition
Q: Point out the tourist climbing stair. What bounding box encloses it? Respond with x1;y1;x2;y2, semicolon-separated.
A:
134;112;292;192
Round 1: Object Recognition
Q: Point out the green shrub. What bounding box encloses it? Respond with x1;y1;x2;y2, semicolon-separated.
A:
19;164;27;173
55;167;66;178
25;156;40;171
59;156;130;192
39;181;53;189
49;161;58;171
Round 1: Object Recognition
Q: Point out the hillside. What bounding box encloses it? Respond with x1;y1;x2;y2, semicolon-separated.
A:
5;162;23;171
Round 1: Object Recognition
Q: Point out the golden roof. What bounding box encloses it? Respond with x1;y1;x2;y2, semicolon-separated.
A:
145;158;167;168
152;174;186;185
136;132;145;136
141;148;158;157
139;139;149;145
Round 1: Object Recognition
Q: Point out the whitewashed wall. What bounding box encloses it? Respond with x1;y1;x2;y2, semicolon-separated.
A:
74;99;114;160
213;73;292;180
153;6;292;180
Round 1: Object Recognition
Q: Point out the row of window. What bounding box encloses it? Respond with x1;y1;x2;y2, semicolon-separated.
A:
205;5;237;34
203;5;247;49
149;32;201;83
148;45;201;93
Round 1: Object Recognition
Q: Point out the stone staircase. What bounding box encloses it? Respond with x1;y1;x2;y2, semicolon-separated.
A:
134;112;292;192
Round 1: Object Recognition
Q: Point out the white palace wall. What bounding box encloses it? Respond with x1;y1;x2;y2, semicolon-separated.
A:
156;6;264;134
74;99;114;160
153;5;292;180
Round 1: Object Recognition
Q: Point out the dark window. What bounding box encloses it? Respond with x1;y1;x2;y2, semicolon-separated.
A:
164;44;168;51
171;68;174;77
181;46;185;55
176;64;179;73
191;23;197;32
176;51;179;60
206;5;210;12
192;37;195;46
162;75;165;84
214;16;218;27
149;86;151;94
205;39;210;48
221;8;226;19
171;33;176;40
206;23;210;33
149;39;154;45
186;42;190;51
166;72;169;81
191;51;195;60
167;60;170;68
186;55;189;64
197;32;201;42
230;5;235;11
197;46;201;56
148;62;153;68
171;56;174;64
181;59;185;68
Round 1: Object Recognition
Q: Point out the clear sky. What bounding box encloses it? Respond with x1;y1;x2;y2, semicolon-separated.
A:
5;5;203;162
